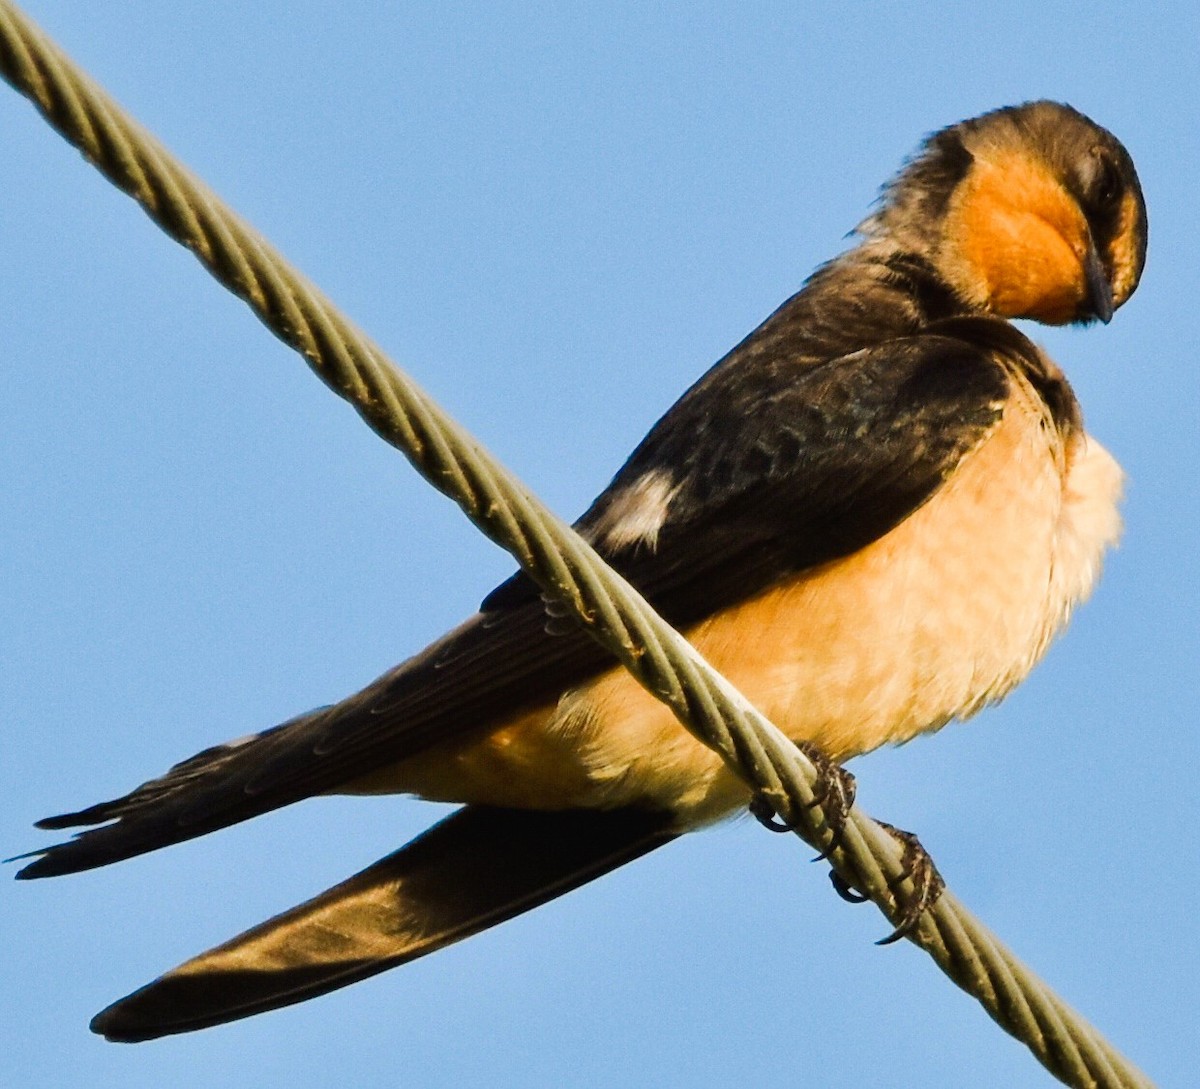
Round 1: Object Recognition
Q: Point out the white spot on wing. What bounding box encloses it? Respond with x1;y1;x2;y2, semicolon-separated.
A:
589;469;679;552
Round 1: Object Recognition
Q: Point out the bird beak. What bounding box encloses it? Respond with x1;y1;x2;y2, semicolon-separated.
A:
1082;239;1115;324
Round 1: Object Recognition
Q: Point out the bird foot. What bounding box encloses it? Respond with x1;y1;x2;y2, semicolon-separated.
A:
748;750;941;943
747;741;856;859
873;822;944;944
829;823;944;943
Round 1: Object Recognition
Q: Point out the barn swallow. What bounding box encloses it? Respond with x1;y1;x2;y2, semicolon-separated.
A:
16;100;1147;1041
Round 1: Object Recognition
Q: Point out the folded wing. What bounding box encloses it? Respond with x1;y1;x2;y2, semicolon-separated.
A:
20;320;1014;879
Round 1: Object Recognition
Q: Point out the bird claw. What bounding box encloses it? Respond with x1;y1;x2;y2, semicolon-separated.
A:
829;869;870;903
748;794;793;833
746;741;856;858
873;822;945;945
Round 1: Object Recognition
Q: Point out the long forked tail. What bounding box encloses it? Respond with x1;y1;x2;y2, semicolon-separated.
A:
91;804;678;1042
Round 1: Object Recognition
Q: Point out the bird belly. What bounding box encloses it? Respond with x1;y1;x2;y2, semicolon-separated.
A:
371;400;1123;828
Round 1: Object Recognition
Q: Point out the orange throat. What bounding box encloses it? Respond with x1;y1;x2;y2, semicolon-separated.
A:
944;149;1092;324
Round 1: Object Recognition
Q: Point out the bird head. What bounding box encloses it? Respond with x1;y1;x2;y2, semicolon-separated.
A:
869;101;1147;326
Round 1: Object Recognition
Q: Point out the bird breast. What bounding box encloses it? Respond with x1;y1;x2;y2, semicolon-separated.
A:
386;366;1123;828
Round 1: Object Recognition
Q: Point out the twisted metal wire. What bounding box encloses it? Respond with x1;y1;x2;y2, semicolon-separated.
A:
0;4;1153;1086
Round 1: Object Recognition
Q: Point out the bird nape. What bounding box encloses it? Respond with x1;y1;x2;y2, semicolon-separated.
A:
18;100;1146;1042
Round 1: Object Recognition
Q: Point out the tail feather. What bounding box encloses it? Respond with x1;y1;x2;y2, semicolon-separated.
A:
90;804;677;1043
32;724;294;832
17;603;613;877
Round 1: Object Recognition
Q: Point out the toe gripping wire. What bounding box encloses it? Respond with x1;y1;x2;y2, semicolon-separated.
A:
0;4;1153;1087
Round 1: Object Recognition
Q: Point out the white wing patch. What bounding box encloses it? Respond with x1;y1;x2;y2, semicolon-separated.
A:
589;469;679;552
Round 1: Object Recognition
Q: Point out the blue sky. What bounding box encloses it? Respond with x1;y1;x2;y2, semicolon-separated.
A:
2;3;1195;1087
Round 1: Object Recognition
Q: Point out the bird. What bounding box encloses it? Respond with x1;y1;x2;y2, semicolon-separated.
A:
15;100;1146;1042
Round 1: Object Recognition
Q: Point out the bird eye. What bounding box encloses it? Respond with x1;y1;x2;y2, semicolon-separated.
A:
1087;149;1123;212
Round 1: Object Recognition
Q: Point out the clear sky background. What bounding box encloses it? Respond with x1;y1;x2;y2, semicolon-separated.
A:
1;3;1196;1087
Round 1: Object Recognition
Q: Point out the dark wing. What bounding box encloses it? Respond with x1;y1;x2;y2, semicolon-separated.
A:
18;326;1011;878
90;806;677;1041
486;326;1013;624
